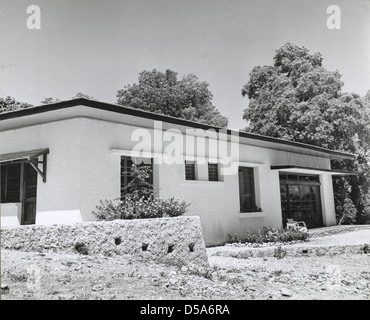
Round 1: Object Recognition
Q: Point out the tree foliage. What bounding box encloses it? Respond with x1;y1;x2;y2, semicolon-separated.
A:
0;96;33;113
41;97;61;105
117;69;228;127
72;92;95;100
242;43;370;224
41;92;95;105
122;164;154;201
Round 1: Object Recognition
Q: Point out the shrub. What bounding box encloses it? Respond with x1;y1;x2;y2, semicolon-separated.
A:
92;196;189;221
227;227;310;245
92;199;122;221
93;163;190;220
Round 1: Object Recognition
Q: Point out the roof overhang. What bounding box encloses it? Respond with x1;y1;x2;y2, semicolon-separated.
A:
0;149;49;164
271;165;357;176
0;98;357;161
0;149;49;182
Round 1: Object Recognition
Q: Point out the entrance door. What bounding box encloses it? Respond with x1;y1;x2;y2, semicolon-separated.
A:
279;173;323;229
22;163;38;225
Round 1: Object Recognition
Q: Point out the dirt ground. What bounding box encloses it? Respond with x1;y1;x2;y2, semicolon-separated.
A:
1;228;370;300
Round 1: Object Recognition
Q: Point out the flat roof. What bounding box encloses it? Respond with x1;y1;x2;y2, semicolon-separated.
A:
271;165;357;176
0;98;356;160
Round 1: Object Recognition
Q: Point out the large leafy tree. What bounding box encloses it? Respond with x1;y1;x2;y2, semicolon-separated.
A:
0;96;33;113
242;43;370;224
117;69;229;127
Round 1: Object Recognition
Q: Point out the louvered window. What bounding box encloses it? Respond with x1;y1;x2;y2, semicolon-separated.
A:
208;163;219;181
185;161;196;180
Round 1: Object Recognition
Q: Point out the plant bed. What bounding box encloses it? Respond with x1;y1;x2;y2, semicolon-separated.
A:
227;227;310;247
93;164;190;221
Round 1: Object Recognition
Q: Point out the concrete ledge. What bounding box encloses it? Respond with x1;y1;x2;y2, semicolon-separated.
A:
0;216;209;267
238;212;266;219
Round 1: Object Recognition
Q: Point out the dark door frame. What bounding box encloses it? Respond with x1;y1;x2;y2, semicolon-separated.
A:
279;173;323;229
20;162;38;225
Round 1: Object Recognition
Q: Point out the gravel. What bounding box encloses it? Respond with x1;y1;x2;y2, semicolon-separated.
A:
1;227;370;300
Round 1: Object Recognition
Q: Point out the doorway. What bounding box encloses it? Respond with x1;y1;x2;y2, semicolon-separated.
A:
279;173;323;229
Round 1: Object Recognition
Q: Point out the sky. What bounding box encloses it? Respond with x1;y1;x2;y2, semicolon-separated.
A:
0;0;369;129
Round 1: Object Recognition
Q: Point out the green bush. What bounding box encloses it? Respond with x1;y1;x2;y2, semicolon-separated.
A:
227;227;310;244
92;199;122;221
93;163;190;221
92;196;189;221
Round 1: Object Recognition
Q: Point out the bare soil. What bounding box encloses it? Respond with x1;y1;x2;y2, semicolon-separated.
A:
1;228;370;300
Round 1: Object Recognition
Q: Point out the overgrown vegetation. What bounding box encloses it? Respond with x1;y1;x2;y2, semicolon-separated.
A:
93;164;189;221
93;196;189;221
241;42;370;225
227;227;310;245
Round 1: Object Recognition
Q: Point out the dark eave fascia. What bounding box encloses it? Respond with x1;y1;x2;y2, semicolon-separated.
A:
271;165;357;175
0;98;357;160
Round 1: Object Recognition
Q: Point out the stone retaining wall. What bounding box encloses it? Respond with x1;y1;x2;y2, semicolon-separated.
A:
0;216;209;266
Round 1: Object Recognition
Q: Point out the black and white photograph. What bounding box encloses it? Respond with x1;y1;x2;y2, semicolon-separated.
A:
0;0;369;305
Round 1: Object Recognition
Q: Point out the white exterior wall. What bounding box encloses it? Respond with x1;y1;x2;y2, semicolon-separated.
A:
0;203;22;226
0;118;85;224
320;174;337;226
0;109;339;245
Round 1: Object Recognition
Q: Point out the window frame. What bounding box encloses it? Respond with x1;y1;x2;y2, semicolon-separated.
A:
120;156;153;198
238;166;257;213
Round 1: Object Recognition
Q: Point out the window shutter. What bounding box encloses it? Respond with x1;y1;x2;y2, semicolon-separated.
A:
185;161;196;180
208;163;219;181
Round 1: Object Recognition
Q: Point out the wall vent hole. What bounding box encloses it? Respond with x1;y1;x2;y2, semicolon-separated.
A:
189;243;195;252
114;237;122;246
142;243;149;251
167;245;174;254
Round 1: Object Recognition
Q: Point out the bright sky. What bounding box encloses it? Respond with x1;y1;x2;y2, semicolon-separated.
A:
0;0;369;129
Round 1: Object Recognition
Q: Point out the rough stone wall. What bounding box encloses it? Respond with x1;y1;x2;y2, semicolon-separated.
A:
0;216;209;267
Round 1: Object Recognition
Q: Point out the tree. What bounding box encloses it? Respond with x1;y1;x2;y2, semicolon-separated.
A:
41;97;61;105
72;92;95;100
117;69;228;127
0;96;33;113
122;164;153;201
241;42;370;224
41;92;95;105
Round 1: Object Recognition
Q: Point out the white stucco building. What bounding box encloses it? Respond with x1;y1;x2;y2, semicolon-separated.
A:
0;99;356;246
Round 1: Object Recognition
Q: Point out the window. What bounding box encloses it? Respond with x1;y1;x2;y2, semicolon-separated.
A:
185;161;196;180
279;173;320;184
208;163;219;181
1;163;22;203
238;167;256;212
121;157;153;198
